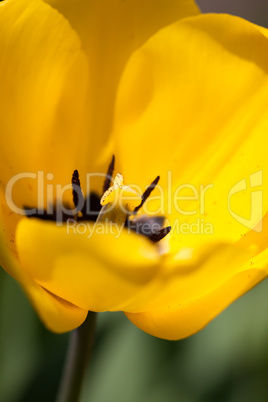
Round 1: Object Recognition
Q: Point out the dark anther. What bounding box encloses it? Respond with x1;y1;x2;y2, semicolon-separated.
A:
23;205;71;223
134;176;160;214
72;169;84;210
80;192;102;222
103;155;115;193
127;216;165;236
148;226;171;243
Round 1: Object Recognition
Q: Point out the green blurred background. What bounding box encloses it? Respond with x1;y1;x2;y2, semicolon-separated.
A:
2;268;268;402
1;1;268;401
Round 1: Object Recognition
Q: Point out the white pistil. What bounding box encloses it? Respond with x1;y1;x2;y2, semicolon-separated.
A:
97;173;141;225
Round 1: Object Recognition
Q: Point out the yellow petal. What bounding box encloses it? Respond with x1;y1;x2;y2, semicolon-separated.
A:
0;203;87;333
45;0;199;53
15;218;160;312
0;0;89;210
133;243;256;311
114;14;268;249
125;247;268;340
44;0;200;168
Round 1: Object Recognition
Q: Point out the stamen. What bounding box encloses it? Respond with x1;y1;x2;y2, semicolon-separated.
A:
148;226;171;243
72;169;84;210
80;193;102;222
103;155;115;193
134;176;160;214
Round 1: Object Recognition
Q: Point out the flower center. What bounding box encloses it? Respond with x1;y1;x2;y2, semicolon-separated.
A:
25;156;171;243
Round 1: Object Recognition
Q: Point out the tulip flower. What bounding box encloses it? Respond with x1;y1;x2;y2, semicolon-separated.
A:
0;0;267;347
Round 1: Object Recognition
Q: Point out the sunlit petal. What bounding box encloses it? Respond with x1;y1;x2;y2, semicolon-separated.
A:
0;0;88;209
45;0;200;169
125;247;268;339
114;14;268;250
16;218;160;312
0;207;87;333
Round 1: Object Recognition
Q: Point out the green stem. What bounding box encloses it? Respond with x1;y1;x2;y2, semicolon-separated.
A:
56;311;97;402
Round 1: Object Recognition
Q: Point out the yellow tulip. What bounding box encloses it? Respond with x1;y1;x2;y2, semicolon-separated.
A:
0;0;267;340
